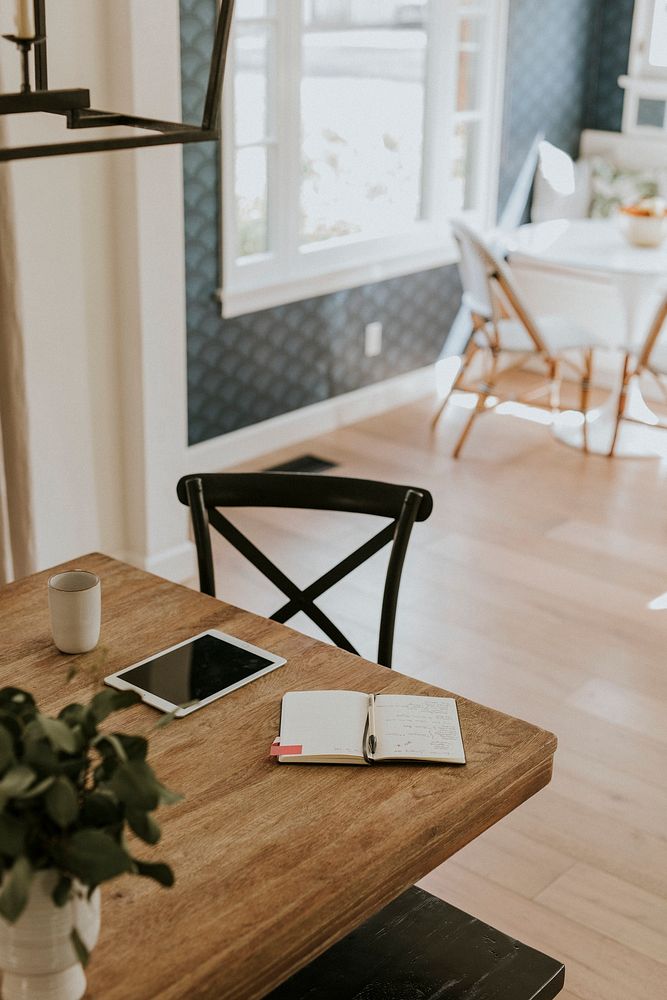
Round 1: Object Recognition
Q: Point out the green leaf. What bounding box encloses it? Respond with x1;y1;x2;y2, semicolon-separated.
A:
157;783;184;807
16;776;55;799
153;707;181;730
22;736;59;775
114;734;148;761
79;791;122;828
131;859;174;888
0;726;14;773
126;808;161;845
56;829;132;885
0;814;26;857
0;857;33;923
58;704;86;727
153;702;196;730
37;716;78;754
59;756;88;784
0;689;36;720
87;690;141;725
93;733;128;763
52;875;72;908
0;765;36;798
70;927;90;968
110;760;160;811
0;715;21;743
45;777;79;829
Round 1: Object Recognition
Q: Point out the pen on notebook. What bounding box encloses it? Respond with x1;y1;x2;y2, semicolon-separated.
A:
368;693;377;756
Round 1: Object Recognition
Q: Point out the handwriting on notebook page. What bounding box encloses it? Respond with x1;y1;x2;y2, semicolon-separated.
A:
375;696;462;758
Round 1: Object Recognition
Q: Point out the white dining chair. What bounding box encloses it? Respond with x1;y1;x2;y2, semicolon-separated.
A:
609;292;667;456
432;221;601;458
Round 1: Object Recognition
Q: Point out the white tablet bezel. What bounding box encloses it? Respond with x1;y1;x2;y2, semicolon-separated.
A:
104;628;286;717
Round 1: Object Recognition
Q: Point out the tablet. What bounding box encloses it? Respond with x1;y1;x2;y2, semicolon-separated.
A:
104;629;286;717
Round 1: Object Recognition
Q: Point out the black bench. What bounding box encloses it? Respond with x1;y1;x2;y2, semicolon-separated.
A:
269;886;565;999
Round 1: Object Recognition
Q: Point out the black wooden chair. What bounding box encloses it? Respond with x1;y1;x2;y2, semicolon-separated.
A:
176;473;433;669
268;886;565;1000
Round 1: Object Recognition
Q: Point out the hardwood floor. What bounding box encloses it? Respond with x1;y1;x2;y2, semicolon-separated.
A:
195;381;667;1000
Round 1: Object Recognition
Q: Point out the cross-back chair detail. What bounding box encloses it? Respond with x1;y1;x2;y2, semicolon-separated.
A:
177;473;433;669
432;221;597;457
609;292;667;456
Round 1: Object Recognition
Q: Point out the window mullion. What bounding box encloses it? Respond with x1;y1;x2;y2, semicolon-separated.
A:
475;0;504;225
276;0;303;281
222;20;239;298
264;11;280;270
422;0;459;224
484;0;510;224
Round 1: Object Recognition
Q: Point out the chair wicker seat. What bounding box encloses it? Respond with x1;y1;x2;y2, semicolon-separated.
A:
433;220;601;457
475;314;599;355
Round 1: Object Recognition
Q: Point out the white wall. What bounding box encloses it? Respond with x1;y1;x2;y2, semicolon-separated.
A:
5;1;126;568
4;0;193;579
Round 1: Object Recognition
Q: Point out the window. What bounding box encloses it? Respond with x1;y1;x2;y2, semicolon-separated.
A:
649;0;667;68
620;0;667;134
221;0;508;317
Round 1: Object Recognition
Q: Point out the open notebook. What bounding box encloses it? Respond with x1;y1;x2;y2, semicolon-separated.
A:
272;690;466;765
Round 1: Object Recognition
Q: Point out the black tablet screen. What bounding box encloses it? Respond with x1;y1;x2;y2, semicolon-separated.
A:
120;634;275;704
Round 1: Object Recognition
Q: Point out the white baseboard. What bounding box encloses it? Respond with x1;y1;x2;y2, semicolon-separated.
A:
185;364;436;473
119;541;197;584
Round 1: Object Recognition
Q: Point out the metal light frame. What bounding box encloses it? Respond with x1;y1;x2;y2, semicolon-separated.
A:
0;0;235;162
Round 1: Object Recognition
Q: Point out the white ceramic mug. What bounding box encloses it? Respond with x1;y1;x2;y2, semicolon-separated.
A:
48;571;101;655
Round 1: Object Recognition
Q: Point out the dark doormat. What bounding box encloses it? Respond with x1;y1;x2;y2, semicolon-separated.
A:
263;454;338;474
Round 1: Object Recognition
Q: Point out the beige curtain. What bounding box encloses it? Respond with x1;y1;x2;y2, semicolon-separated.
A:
0;98;35;583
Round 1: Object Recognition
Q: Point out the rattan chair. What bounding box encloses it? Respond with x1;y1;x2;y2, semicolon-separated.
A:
432;221;601;457
609;292;667;456
176;473;433;669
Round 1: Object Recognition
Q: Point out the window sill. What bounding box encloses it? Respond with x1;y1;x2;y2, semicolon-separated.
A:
219;239;458;319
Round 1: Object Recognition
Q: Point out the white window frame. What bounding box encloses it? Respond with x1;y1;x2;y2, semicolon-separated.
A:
620;0;667;134
220;0;509;318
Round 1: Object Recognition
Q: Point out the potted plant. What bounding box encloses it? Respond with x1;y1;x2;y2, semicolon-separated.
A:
0;686;180;1000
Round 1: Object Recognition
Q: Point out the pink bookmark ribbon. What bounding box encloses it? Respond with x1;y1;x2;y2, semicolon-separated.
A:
270;740;303;757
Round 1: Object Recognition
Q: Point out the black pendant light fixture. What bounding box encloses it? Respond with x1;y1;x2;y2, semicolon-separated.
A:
0;0;235;162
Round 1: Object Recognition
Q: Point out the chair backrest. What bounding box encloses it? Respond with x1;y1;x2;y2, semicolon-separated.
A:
176;473;433;669
451;220;549;355
638;292;667;371
451;220;494;319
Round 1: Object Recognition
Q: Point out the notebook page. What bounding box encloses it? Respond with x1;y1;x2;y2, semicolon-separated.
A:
280;690;369;758
374;695;465;762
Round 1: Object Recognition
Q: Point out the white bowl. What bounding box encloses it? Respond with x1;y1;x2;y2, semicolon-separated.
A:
618;211;667;248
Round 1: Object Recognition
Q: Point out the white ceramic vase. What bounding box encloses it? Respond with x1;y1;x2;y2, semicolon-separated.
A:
0;872;100;1000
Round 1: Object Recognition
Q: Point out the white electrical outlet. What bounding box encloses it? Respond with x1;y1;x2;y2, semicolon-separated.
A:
364;322;383;358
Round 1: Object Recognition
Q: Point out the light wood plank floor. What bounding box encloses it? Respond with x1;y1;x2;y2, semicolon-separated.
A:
193;381;667;1000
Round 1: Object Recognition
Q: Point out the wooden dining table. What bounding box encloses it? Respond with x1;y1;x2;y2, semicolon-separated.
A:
0;553;558;999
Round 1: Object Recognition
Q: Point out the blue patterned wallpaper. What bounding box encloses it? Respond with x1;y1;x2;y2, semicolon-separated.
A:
586;0;634;133
498;0;599;214
181;0;633;445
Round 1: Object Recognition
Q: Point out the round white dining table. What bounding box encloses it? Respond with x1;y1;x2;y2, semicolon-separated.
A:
505;218;667;457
